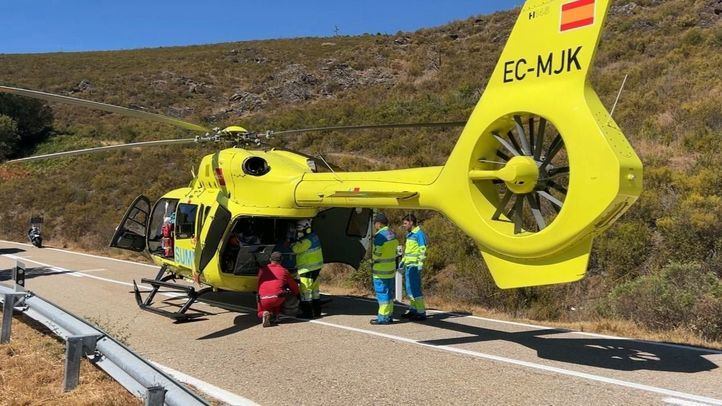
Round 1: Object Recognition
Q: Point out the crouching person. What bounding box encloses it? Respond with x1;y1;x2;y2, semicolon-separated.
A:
257;251;300;327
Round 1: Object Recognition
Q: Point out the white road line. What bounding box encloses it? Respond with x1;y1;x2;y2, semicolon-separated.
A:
664;398;715;406
4;254;74;273
57;271;186;299
430;311;722;355
307;319;722;405
232;300;722;405
73;268;108;273
1;254;178;298
0;239;158;268
151;361;259;406
4;248;722;404
342;295;722;355
64;268;108;276
5;240;719;355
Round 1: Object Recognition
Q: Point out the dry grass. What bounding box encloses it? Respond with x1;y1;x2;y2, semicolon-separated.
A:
0;316;140;406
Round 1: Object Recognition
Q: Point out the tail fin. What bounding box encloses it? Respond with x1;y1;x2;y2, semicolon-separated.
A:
433;0;643;288
489;0;611;93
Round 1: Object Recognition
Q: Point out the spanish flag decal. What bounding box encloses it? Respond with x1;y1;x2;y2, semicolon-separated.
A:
561;0;596;32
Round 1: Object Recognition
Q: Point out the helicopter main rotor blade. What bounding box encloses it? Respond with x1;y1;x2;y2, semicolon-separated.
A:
6;138;198;163
270;121;467;136
0;86;209;133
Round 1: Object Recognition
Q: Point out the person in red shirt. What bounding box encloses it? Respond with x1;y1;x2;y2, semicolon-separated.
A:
257;251;300;327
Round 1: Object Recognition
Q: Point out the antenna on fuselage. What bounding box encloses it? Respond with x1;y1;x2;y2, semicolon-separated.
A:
317;154;342;183
610;74;629;117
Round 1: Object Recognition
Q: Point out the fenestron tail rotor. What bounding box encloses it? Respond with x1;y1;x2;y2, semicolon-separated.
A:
484;114;569;235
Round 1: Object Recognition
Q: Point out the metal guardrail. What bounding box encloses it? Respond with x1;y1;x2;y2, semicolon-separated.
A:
0;260;208;406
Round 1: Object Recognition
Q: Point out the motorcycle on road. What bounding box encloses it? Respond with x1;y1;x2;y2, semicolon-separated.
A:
28;216;43;248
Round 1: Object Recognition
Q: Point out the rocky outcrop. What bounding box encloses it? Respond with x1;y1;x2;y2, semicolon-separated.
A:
70;79;93;94
228;91;265;114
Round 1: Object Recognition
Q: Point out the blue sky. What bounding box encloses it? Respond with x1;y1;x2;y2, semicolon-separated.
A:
1;0;522;54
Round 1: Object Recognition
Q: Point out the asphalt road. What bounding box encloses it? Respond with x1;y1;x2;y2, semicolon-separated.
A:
1;240;721;406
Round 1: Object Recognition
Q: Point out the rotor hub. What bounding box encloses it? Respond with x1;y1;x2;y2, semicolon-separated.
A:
469;156;539;194
501;156;539;194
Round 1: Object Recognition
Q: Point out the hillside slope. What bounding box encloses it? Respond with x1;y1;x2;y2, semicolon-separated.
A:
1;0;721;341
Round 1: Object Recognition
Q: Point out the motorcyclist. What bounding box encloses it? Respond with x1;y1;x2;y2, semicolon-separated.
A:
27;225;42;248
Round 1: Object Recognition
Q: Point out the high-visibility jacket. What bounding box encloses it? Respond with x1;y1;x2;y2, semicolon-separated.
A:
403;226;427;269
372;226;398;279
292;232;324;275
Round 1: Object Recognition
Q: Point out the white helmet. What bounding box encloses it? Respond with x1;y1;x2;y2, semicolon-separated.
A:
296;219;312;231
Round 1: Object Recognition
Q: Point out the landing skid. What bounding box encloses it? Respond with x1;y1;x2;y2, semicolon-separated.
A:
133;266;211;322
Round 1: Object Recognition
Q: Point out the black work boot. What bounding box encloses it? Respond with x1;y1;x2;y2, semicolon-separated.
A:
298;301;313;319
312;299;322;319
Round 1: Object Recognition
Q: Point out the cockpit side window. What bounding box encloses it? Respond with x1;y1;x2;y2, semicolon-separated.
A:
346;208;372;237
176;204;198;239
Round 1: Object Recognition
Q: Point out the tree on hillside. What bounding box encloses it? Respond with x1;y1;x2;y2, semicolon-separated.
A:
0;115;20;160
0;94;53;160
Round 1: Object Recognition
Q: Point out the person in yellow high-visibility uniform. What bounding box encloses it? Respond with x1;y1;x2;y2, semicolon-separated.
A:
291;218;324;319
369;212;398;325
400;214;427;321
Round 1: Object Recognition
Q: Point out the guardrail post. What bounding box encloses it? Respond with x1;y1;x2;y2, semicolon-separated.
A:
64;336;84;391
63;334;101;392
1;292;26;344
145;385;167;406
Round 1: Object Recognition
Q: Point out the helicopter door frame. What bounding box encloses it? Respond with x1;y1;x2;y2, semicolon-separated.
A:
312;208;373;269
146;197;180;258
197;202;232;273
109;195;151;253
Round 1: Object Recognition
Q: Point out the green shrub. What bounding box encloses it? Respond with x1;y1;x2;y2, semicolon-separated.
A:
657;193;722;263
692;294;722;341
591;220;653;280
607;262;721;332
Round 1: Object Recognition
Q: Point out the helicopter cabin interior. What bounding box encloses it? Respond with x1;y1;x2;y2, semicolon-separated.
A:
111;194;374;276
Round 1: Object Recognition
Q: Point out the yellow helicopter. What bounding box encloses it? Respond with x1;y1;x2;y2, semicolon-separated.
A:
1;0;642;321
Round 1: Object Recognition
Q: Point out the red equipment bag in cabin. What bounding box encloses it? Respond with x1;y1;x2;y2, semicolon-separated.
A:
161;222;174;257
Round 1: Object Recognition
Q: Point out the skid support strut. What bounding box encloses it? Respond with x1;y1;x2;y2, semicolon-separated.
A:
133;266;211;322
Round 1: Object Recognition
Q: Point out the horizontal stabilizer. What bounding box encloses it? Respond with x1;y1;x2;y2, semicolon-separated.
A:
482;237;593;288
